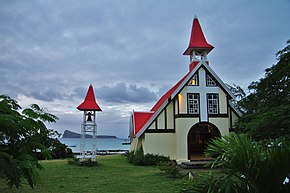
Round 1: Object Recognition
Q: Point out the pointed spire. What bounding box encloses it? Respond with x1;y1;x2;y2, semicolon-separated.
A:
183;16;214;55
77;84;102;111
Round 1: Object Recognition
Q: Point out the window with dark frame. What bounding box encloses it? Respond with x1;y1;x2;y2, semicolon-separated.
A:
207;94;218;114
206;74;216;86
188;93;199;114
188;74;198;86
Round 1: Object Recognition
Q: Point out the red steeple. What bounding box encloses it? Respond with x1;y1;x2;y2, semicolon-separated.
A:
183;16;214;55
77;84;102;111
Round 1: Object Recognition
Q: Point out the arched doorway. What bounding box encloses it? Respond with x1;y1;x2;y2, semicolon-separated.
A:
187;122;221;160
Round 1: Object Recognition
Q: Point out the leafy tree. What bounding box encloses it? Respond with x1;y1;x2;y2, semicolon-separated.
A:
37;136;73;160
184;134;290;193
226;83;246;112
0;95;58;188
235;39;290;140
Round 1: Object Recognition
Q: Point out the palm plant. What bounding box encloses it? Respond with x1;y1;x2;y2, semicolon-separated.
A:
186;134;290;193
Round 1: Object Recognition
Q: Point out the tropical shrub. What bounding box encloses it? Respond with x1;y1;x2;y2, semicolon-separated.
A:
183;134;290;193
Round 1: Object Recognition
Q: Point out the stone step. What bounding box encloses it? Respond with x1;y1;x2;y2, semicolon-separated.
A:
179;160;212;169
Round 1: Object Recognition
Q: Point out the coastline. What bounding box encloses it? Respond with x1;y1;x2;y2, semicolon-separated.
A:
59;137;130;155
73;149;129;156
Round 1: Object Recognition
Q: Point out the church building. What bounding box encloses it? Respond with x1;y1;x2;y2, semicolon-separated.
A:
129;16;241;162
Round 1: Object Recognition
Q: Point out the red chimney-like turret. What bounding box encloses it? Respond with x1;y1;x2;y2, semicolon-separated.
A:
77;84;102;111
183;16;214;56
183;16;214;71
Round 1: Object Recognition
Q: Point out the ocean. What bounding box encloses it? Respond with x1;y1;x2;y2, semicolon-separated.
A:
59;138;130;153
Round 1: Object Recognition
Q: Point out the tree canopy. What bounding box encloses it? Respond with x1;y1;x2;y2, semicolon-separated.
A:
235;39;290;140
0;95;58;188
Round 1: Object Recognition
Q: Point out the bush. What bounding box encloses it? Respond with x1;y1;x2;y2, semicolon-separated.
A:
68;157;99;167
133;146;145;165
128;146;181;179
158;160;181;179
128;146;170;166
127;151;135;164
36;138;73;160
49;139;74;159
143;154;170;166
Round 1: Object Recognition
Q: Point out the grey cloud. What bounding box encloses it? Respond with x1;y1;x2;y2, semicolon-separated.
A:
28;90;63;102
94;82;158;103
1;0;290;138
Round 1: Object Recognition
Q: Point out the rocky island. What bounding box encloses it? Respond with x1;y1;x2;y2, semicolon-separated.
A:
62;130;117;139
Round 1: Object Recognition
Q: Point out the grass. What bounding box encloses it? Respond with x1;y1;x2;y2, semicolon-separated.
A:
0;155;184;193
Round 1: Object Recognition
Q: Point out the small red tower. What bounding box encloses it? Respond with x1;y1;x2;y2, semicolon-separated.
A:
184;15;214;71
77;84;102;160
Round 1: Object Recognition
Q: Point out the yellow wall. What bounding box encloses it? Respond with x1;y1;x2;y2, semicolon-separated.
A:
129;138;138;152
174;98;178;115
143;133;176;159
157;110;165;129
208;117;230;136
175;117;199;161
166;101;174;129
178;87;187;114
130;136;144;152
231;110;239;126
218;88;227;114
148;121;155;129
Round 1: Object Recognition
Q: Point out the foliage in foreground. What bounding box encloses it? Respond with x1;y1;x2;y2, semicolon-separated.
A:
128;146;181;178
183;134;290;193
68;157;99;167
0;95;65;189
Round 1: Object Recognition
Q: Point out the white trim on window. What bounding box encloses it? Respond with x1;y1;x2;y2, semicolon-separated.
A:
207;94;218;114
206;74;216;86
188;93;199;114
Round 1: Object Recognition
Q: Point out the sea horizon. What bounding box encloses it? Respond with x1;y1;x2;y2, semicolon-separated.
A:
59;137;130;153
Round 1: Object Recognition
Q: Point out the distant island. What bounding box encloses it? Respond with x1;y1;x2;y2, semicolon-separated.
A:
62;130;117;139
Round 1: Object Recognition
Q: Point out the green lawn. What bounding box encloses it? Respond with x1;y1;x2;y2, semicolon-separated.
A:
0;155;184;193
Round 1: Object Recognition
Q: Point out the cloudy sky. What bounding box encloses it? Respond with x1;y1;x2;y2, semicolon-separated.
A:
1;0;289;138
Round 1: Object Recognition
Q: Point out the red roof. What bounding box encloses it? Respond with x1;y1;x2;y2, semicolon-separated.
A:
77;85;102;111
133;72;190;137
183;16;214;55
151;72;189;112
133;112;154;137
